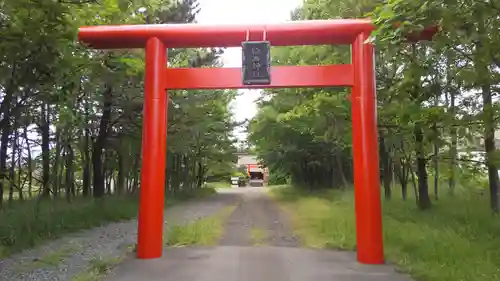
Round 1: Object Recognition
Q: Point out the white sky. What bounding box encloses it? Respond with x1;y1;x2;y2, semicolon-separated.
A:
196;0;303;140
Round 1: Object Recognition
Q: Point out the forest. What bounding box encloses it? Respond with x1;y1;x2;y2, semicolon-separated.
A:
0;0;238;256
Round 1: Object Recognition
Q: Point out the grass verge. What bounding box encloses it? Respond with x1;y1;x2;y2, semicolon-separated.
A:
250;227;268;246
205;182;232;189
0;187;216;258
70;256;124;281
16;245;79;272
269;185;500;281
165;205;235;246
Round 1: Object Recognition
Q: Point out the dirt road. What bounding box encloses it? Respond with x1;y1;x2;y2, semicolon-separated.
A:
218;187;300;247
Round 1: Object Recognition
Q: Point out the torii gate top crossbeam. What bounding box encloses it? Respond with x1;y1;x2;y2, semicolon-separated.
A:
79;19;398;49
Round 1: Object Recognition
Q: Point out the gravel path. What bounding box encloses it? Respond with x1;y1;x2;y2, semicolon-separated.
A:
218;187;300;247
0;193;238;281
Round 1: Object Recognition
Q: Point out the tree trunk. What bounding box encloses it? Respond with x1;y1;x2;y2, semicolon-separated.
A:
449;95;457;195
52;130;61;198
0;125;10;206
394;155;407;200
432;71;441;200
17;132;23;200
408;163;419;205
335;153;348;188
447;54;457;195
65;142;74;202
117;143;125;195
24;126;33;198
476;25;499;213
480;78;499;213
414;123;431;210
40;103;51;197
131;151;141;194
380;134;392;200
432;124;439;200
92;86;113;198
9;128;17;202
82;132;91;196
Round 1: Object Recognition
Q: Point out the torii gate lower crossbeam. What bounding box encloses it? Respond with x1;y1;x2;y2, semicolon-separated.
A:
78;19;436;265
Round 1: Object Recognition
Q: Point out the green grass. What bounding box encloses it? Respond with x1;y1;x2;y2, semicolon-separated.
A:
70;270;101;281
250;227;268;246
205;182;232;189
269;185;500;281
16;245;79;272
70;256;124;281
0;187;216;258
165;205;235;246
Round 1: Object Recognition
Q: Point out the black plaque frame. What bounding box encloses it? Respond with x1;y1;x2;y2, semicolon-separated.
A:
241;41;271;85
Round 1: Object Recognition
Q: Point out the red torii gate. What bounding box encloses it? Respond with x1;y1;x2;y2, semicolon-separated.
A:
78;19;436;265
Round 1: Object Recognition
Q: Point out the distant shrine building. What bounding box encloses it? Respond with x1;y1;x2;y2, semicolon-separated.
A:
235;153;269;187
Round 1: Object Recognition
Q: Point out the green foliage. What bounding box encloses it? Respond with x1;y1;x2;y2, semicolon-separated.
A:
231;171;247;178
0;0;237;209
248;0;361;189
267;169;289;185
249;0;500;211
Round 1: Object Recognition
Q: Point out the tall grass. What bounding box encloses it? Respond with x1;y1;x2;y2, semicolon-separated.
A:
0;187;216;258
165;205;235;246
205;182;232;189
270;185;500;281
